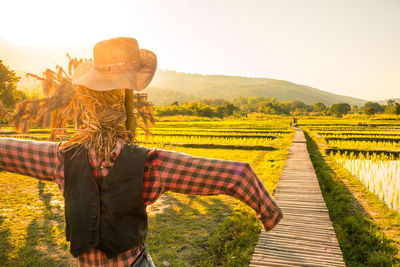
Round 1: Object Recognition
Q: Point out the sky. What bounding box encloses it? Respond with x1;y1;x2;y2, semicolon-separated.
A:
0;0;399;100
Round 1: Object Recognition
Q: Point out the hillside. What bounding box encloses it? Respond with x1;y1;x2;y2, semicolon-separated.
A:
14;68;368;107
145;70;367;106
1;38;368;107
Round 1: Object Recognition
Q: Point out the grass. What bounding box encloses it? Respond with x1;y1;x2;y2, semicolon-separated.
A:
0;172;73;266
303;130;399;266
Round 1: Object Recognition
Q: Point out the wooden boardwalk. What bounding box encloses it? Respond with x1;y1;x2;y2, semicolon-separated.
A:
250;129;345;267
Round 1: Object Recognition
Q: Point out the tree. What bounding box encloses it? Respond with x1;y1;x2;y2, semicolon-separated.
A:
0;100;10;125
365;106;375;116
225;104;237;116
290;100;306;110
215;103;237;118
312;102;326;113
351;105;359;114
387;99;396;107
363;102;384;114
171;101;179;106
385;103;400;115
394;103;400;115
0;60;22;108
330;103;350;117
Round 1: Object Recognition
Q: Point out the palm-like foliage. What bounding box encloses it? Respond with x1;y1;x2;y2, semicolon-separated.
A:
12;56;86;140
66;53;84;76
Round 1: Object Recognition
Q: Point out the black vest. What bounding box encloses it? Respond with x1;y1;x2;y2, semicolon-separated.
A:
63;144;148;258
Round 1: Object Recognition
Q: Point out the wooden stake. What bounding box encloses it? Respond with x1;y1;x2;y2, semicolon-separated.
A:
125;88;134;141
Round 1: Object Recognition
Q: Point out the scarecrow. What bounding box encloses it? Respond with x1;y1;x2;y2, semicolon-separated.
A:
0;37;282;266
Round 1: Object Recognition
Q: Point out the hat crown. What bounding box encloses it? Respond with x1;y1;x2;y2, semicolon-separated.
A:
93;37;141;69
72;36;157;91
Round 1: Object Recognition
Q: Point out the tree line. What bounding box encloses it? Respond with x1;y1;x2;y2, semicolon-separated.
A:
155;97;400;118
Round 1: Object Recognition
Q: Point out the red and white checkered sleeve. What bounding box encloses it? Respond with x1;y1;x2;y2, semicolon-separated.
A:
0;138;60;182
143;148;282;231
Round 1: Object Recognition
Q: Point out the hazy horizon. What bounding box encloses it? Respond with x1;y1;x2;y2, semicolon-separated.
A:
1;0;399;101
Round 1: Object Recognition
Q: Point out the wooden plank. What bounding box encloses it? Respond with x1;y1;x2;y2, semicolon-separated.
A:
275;200;326;205
251;254;344;267
252;250;344;266
268;227;337;237
250;129;345;266
272;223;335;232
276;201;328;208
254;247;345;263
256;238;343;253
257;237;342;252
278;212;330;220
281;209;330;214
276;222;335;231
272;217;335;227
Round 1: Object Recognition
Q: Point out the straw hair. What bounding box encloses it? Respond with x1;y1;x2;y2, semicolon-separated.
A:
59;86;131;164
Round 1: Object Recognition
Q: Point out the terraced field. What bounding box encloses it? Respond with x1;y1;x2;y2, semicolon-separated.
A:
304;119;400;208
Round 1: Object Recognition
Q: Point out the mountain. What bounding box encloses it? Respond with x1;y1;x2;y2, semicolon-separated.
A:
144;70;367;106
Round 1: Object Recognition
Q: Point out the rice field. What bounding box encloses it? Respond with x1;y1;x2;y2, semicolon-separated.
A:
332;152;400;210
326;139;400;150
3;115;400;266
303;118;400;213
0;118;294;266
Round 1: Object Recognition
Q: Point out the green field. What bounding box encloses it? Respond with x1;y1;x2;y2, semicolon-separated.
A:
2;115;400;266
0;118;293;266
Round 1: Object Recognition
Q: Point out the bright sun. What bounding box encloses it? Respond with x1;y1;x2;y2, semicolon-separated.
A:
0;0;138;46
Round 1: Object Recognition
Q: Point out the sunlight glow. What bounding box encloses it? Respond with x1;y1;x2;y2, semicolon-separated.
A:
1;0;399;100
0;0;137;46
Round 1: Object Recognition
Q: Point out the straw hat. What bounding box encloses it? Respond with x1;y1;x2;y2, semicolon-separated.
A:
72;37;157;91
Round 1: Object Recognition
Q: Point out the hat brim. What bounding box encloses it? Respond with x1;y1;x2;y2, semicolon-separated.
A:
71;49;157;91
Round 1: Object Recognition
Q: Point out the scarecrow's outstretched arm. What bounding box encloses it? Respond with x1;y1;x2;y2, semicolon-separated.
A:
0;138;59;181
143;149;283;231
0;138;282;231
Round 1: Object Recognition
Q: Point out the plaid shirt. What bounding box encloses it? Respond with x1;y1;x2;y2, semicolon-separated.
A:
0;138;282;267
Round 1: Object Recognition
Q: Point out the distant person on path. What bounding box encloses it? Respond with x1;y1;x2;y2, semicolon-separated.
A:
0;37;282;266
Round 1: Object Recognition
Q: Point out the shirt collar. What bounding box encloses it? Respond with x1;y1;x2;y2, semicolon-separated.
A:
86;138;126;168
108;139;125;164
